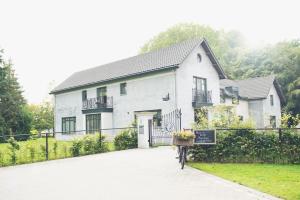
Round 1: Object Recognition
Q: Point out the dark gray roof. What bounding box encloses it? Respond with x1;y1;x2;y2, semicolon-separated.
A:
51;38;226;94
220;75;285;103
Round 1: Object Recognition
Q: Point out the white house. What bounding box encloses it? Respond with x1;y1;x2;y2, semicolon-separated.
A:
51;38;284;142
220;76;285;128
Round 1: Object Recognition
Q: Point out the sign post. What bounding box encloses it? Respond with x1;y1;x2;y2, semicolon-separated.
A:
194;129;216;145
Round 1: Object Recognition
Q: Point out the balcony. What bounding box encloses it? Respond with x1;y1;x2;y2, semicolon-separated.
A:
192;89;213;107
82;96;113;113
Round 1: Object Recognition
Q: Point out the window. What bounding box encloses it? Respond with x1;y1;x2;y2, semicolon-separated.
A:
82;90;87;101
97;87;107;97
232;97;239;104
86;114;101;134
238;115;244;121
62;117;76;134
153;110;162;127
193;77;207;92
120;82;127;95
197;53;202;63
97;87;107;104
270;95;274;106
220;89;225;103
270;116;276;128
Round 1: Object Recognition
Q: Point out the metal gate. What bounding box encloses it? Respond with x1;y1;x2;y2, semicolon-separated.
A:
150;109;182;146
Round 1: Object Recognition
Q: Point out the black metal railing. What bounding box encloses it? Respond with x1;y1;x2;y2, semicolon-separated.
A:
82;96;113;110
192;89;212;106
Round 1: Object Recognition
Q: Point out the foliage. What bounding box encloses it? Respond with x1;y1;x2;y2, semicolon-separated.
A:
140;23;300;115
70;139;82;157
53;141;58;158
70;133;109;156
0;138;74;166
189;129;300;164
0;50;32;141
114;128;137;150
189;163;300;200
193;105;254;130
173;130;194;140
27;101;54;133
7;137;20;164
281;112;300;128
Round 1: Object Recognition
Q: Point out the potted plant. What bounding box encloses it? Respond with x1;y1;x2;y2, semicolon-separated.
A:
173;130;195;146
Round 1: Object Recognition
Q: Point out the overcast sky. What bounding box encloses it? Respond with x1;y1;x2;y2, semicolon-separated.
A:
0;0;299;104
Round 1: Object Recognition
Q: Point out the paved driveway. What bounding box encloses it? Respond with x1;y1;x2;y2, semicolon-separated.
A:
0;147;279;200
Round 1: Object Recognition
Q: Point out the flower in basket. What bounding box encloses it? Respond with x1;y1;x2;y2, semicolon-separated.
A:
173;130;195;141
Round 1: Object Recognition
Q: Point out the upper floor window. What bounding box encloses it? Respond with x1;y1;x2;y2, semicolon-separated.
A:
197;53;202;63
62;117;76;134
82;90;87;101
97;87;107;97
193;77;207;92
120;82;127;95
270;95;274;106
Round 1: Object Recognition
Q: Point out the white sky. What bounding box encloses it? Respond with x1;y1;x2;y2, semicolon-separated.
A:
0;0;299;104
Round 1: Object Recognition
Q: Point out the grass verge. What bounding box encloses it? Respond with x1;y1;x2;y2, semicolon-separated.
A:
189;162;300;200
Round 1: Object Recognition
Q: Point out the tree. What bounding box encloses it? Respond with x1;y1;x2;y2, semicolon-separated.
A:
28;101;54;133
140;23;300;114
0;50;32;141
139;23;246;77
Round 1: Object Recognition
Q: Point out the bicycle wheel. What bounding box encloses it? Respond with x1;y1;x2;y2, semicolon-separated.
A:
181;147;185;169
178;146;182;163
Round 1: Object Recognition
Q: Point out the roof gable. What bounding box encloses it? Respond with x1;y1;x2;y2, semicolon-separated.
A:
51;38;226;94
220;75;286;104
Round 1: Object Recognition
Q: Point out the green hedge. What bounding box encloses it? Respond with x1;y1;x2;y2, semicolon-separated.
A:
189;129;300;164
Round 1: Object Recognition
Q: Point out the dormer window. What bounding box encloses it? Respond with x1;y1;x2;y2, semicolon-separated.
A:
197;53;202;63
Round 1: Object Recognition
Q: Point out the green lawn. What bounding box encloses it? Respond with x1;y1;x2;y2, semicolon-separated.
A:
189;163;300;200
0;138;115;167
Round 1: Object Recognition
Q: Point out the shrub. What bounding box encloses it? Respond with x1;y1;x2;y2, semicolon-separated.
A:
62;144;68;158
94;133;109;153
114;128;137;150
70;139;82;157
27;145;35;162
53;141;58;158
7;137;20;164
39;144;46;159
189;129;300;164
82;135;96;154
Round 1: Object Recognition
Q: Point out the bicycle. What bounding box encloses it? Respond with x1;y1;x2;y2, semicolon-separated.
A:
177;145;188;169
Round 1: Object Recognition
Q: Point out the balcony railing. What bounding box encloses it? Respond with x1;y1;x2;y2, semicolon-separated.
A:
82;96;113;110
192;89;212;107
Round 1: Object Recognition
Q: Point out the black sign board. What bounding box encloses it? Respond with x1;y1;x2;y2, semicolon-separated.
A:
194;129;216;144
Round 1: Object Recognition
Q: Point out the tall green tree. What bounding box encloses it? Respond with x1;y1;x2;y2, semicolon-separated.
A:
140;23;300;114
140;23;246;77
28;101;54;133
0;50;32;141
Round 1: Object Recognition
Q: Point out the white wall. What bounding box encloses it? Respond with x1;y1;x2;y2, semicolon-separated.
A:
248;100;264;128
54;71;177;139
222;97;249;120
262;85;282;127
176;44;221;129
